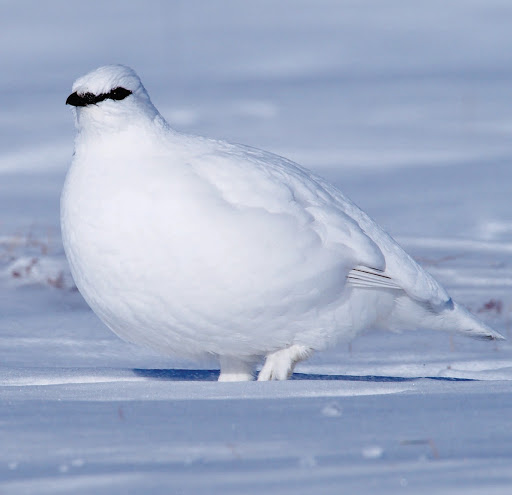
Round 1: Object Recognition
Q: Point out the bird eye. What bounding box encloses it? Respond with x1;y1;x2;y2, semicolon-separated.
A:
108;87;132;100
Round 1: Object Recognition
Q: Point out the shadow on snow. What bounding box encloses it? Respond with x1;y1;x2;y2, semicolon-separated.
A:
132;369;473;382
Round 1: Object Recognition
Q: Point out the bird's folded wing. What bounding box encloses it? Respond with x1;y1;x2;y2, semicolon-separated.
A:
347;266;402;290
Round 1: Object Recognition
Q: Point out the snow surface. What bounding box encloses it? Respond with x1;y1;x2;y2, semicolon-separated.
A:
1;1;512;493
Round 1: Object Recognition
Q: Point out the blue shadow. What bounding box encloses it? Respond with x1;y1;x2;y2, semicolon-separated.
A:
133;369;473;382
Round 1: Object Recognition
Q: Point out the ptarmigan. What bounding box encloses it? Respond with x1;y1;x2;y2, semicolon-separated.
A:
61;65;504;381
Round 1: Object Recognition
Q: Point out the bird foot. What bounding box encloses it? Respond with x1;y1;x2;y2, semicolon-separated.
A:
218;356;255;382
258;344;312;381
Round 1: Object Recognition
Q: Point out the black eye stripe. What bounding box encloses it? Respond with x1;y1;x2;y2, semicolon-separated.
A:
108;87;132;100
66;87;132;107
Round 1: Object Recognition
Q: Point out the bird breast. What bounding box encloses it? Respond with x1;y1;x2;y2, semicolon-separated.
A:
60;139;355;342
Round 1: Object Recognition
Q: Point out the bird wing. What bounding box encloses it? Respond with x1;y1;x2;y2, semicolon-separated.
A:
312;170;451;308
188;140;386;273
186;138;450;309
346;266;402;290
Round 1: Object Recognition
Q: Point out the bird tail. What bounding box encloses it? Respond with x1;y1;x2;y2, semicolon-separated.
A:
445;301;505;341
389;297;505;341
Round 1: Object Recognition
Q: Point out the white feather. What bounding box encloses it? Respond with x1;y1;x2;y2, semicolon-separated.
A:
61;65;504;381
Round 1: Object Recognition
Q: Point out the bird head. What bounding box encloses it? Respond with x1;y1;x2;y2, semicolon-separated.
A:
66;65;160;131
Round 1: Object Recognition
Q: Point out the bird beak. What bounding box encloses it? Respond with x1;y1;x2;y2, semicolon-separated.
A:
66;92;86;107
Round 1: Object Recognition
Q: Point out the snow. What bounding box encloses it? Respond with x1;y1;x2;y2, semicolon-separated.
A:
1;0;512;493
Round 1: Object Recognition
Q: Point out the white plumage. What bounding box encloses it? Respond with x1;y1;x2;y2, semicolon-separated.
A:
61;65;503;381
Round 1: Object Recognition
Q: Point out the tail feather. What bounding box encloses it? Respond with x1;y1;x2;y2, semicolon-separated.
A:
449;302;505;341
389;297;505;341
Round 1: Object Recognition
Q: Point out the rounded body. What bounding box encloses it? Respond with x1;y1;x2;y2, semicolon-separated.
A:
61;129;396;359
62;64;502;373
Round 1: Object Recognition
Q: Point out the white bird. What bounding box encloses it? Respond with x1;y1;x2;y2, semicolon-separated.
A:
61;65;504;381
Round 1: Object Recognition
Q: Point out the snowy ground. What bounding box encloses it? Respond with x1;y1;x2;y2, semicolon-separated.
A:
1;1;512;493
